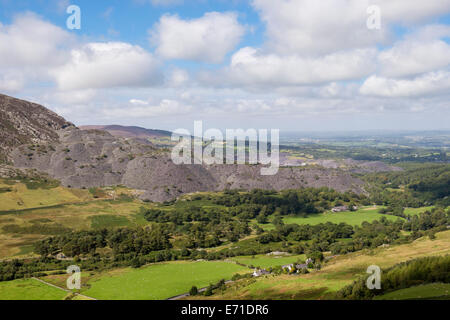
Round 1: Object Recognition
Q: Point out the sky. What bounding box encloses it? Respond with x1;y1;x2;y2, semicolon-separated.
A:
0;0;449;133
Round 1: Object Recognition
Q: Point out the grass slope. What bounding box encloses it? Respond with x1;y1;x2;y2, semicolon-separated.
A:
81;261;246;300
375;283;450;300
0;199;146;258
260;207;404;231
0;278;67;300
0;179;92;211
230;254;306;269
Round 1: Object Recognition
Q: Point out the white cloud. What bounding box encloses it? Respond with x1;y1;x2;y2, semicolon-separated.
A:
166;68;189;87
151;12;245;63
252;0;388;55
105;99;192;118
129;98;149;106
377;24;450;78
373;0;450;24
360;71;450;97
52;42;161;90
0;72;24;92
0;13;72;68
205;47;376;87
251;0;450;55
378;40;450;78
51;89;97;104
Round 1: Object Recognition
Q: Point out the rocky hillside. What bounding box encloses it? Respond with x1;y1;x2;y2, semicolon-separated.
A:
3;94;366;202
0;94;74;162
11;128;365;202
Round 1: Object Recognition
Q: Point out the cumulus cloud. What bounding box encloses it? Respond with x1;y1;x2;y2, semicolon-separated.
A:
203;47;376;87
0;13;72;68
166;68;189;87
105;99;192;118
252;0;388;55
251;0;450;55
0;15;163;92
0;72;24;92
50;89;98;104
360;71;450;97
378;40;450;78
376;25;450;78
373;0;450;24
151;12;245;63
52;42;161;90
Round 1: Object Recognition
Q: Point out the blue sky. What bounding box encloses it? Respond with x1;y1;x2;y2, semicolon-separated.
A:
0;0;264;65
0;0;449;132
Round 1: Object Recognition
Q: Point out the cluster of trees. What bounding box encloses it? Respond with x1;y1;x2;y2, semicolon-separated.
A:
402;208;449;232
330;209;449;255
35;225;171;258
141;206;251;247
213;188;366;215
366;164;450;207
257;222;353;246
0;258;70;281
336;255;450;300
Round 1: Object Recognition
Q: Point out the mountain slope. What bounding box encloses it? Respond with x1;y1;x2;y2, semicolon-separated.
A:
0;94;74;162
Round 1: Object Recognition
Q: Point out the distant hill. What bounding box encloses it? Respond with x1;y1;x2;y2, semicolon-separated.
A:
0;94;74;162
79;125;172;140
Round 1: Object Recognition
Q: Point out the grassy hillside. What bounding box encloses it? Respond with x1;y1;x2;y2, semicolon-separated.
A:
0;179;149;258
0;278;67;300
193;230;450;300
0;178;93;212
38;261;246;300
258;206;404;231
230;254;306;269
375;283;450;300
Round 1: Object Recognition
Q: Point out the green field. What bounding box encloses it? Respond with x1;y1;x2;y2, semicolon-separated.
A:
375;283;450;300
231;254;306;269
0;278;67;300
259;207;404;230
404;206;435;215
81;261;247;300
90;214;131;229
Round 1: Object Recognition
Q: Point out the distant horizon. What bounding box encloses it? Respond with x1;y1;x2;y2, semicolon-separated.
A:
78;122;450;136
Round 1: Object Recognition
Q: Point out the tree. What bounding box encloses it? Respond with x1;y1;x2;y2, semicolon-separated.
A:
204;285;214;296
307;251;324;263
189;286;198;296
272;216;284;227
348;202;356;212
256;213;268;224
131;257;143;268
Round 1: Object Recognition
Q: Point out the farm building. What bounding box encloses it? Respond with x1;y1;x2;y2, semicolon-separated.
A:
252;269;271;277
